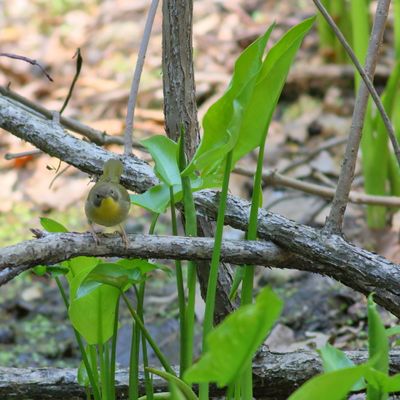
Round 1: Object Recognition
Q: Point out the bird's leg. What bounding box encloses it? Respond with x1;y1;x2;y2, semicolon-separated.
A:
118;224;129;248
88;222;100;245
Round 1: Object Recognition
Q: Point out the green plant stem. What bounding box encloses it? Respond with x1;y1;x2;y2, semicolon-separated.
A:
110;297;120;400
179;127;198;370
104;342;111;399
129;289;140;400
89;346;100;392
98;342;110;400
395;0;400;60
169;186;187;376
241;136;268;399
199;151;233;400
139;213;159;400
55;276;101;400
350;0;369;90
138;394;171;400
121;291;174;375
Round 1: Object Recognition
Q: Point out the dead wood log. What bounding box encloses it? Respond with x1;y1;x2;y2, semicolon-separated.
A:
1;349;400;399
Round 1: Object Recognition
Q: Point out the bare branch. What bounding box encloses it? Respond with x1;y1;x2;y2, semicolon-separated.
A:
234;165;400;207
322;0;391;234
0;86;145;149
124;0;160;155
0;52;53;81
0;94;157;192
0;232;290;285
312;0;400;168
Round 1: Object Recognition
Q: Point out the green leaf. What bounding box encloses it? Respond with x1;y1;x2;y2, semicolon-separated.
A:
32;265;47;276
141;136;181;186
77;358;89;387
131;184;173;214
117;258;170;274
288;365;367;400
368;294;389;373
230;16;315;169
364;368;400;393
76;262;143;296
386;325;400;337
318;343;365;391
40;217;68;233
69;282;120;345
184;286;282;387
47;264;70;276
68;262;121;344
67;256;100;283
185;24;275;176
147;368;198;400
367;293;389;399
130;174;220;214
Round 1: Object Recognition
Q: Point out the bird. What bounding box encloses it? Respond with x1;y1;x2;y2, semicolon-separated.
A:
85;159;131;245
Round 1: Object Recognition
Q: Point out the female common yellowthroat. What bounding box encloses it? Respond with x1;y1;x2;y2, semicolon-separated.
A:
85;159;130;244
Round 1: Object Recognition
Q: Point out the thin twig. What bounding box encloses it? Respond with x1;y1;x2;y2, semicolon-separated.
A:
4;149;42;160
321;0;391;234
59;49;83;114
313;0;400;168
49;165;71;189
0;86;145;149
0;53;53;82
124;0;160;155
234;165;400;207
280;136;347;174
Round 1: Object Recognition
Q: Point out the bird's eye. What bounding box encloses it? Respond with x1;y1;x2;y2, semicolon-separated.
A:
96;194;100;198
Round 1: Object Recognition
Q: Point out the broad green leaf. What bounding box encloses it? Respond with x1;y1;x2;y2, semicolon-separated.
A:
69;283;120;345
40;217;68;233
130;174;220;214
367;293;389;400
117;258;170;274
185;24;275;176
141;136;181;186
184;286;282;387
288;365;367;400
131;184;173;213
147;368;198;400
67;256;100;283
364;368;400;393
230;16;315;169
76;262;142;296
318;343;365;391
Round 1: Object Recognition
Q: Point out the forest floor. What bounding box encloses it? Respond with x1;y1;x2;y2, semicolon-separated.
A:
0;0;399;380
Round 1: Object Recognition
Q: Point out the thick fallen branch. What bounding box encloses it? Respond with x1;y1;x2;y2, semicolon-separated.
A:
0;231;291;284
1;349;400;399
2;223;400;321
2;93;400;318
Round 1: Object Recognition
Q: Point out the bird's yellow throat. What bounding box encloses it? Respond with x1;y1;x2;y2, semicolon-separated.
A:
92;196;121;225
